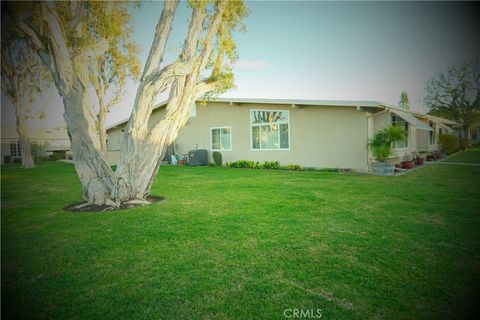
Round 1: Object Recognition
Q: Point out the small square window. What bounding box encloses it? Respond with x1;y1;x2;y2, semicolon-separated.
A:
211;127;231;151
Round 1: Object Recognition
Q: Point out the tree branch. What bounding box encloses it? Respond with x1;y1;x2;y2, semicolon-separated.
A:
69;1;84;34
142;0;179;80
143;61;192;87
16;18;45;51
40;2;75;92
196;2;228;74
180;4;208;61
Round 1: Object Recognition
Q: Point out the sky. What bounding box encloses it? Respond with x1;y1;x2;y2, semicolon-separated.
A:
2;0;480;129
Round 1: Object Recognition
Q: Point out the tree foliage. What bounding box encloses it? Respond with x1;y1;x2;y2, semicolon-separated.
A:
369;125;406;161
399;90;410;109
424;60;480;139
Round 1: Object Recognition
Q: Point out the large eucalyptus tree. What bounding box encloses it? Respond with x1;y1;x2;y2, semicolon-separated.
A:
2;0;247;206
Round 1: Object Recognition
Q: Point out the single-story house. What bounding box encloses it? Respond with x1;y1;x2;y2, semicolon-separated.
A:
1;126;71;164
106;98;457;172
456;122;480;145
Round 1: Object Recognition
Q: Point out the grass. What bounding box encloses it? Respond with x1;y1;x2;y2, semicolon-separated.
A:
2;162;480;319
444;148;480;164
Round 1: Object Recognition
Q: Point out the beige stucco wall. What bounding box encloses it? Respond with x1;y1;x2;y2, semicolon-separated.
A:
373;111;389;133
107;102;371;171
175;102;369;171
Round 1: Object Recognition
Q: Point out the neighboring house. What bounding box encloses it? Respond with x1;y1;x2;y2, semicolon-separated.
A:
1;126;70;164
106;98;457;172
455;122;480;145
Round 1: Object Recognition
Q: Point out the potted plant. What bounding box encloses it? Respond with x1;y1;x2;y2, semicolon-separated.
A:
177;154;186;165
401;160;415;169
368;125;406;175
416;156;425;166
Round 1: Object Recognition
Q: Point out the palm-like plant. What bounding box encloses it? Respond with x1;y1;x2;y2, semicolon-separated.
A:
369;125;406;162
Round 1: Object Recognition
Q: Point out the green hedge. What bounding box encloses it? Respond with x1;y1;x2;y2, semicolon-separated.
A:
439;134;459;155
225;160;279;169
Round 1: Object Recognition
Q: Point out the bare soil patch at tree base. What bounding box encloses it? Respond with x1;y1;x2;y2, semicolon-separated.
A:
64;195;164;212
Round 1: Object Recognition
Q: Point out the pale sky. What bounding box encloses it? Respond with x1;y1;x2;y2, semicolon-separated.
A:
2;0;479;129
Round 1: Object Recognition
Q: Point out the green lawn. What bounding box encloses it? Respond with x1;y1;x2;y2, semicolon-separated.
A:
2;162;480;319
444;148;480;164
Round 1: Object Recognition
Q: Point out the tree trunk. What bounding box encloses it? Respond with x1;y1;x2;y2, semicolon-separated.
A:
61;84;118;205
98;109;108;160
15;111;34;169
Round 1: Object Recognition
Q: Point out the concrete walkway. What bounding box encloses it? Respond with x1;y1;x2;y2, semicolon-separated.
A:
393;154;480;176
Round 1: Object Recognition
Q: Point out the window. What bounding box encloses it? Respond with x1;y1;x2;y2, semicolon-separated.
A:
211;127;231;151
429;121;437;145
10;141;21;157
251;109;289;150
391;115;408;148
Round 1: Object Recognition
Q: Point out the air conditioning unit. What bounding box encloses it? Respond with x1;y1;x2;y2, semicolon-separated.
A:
188;149;208;166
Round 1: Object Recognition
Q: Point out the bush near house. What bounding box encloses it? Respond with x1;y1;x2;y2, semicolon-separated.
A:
261;161;280;169
439;134;459;155
212;151;222;166
459;138;470;150
226;160;280;169
286;164;302;171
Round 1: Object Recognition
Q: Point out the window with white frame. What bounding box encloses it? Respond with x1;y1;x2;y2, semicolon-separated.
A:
10;141;21;157
391;115;408;148
251;109;289;150
211;127;232;151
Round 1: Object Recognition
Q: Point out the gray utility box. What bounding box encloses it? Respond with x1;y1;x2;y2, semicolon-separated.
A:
188;149;208;166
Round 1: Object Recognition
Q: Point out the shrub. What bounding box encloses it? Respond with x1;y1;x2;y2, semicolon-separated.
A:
438;134;459;154
34;155;44;164
368;125;406;161
212;151;222;166
286;164;302;171
226;160;279;170
318;168;339;172
52;152;63;161
459;138;470;150
261;161;279;169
